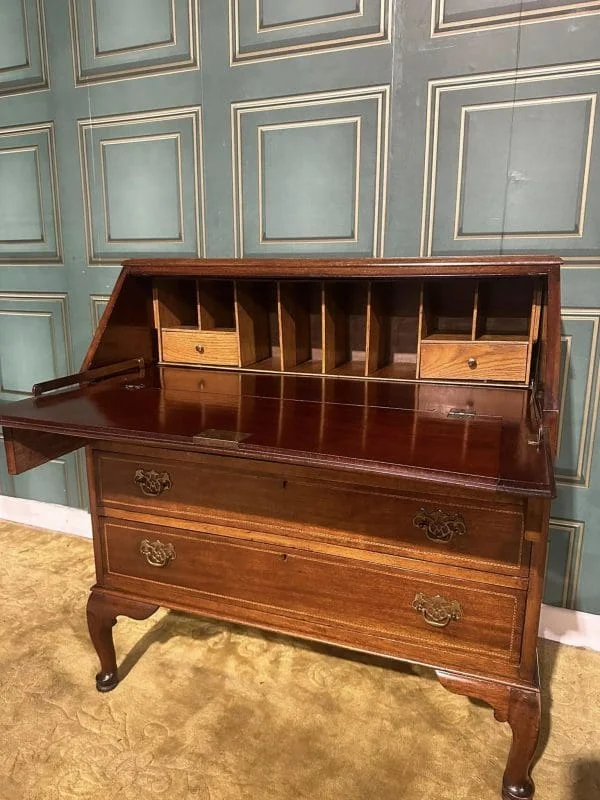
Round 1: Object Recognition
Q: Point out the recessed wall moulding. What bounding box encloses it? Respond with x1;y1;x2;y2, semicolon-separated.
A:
0;0;48;96
70;0;199;85
230;0;391;63
78;108;205;265
421;64;600;259
0;123;62;265
431;0;600;36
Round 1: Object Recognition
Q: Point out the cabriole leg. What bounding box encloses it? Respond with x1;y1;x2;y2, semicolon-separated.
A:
435;668;541;800
86;588;158;692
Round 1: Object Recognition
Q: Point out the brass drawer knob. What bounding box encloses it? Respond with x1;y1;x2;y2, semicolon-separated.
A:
195;344;205;354
412;593;463;628
467;357;477;369
413;508;467;543
134;469;172;497
140;538;176;568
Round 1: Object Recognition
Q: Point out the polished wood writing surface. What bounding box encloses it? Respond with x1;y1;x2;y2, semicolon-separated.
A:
0;367;551;495
0;257;561;800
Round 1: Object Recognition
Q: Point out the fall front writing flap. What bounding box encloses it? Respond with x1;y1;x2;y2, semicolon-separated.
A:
0;370;553;495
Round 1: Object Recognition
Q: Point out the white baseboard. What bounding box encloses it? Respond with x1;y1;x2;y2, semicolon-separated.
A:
538;605;600;653
0;495;92;539
1;496;599;652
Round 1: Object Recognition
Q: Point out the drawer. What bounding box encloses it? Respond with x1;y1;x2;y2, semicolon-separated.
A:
101;518;526;667
94;449;528;575
419;340;528;382
161;328;240;366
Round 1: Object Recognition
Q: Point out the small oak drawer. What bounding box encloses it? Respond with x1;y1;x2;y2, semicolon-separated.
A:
161;328;239;366
419;340;528;382
101;518;526;667
94;449;527;575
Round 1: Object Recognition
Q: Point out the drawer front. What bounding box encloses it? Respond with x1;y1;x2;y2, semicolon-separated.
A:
161;329;239;366
101;518;525;666
419;341;528;382
95;450;527;575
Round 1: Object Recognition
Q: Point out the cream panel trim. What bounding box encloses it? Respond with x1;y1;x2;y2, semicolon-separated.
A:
0;0;49;97
420;62;600;256
562;259;600;269
0;310;57;391
0;145;44;244
99;132;184;244
0;122;62;265
232;87;389;257
70;0;198;86
78;107;205;265
555;334;571;462
432;0;600;36
256;117;361;245
255;0;363;32
229;0;390;64
0;292;73;376
453;94;596;241
89;294;110;330
547;518;585;609
556;310;600;489
90;0;176;57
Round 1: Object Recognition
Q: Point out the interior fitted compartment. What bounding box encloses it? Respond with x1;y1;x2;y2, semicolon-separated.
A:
421;279;477;340
278;281;323;373
152;275;542;385
474;278;539;341
235;281;280;370
367;281;421;380
198;280;236;330
322;281;369;376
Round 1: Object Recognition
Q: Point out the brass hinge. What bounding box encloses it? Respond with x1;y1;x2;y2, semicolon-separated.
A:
528;426;543;448
447;408;477;419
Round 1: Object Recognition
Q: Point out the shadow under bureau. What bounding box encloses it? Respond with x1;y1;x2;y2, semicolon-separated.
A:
0;256;561;800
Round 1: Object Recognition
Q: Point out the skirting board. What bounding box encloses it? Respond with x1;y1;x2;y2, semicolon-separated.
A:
1;495;599;653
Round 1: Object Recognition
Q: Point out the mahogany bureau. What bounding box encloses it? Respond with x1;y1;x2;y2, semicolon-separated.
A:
0;257;561;800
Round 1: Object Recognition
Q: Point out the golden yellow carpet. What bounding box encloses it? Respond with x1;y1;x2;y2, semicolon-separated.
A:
0;520;599;800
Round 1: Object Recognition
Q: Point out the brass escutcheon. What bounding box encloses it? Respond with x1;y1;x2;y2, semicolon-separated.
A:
134;469;172;496
412;593;463;628
140;538;176;568
413;508;467;543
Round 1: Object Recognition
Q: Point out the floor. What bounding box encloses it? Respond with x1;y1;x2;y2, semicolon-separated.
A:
0;520;599;800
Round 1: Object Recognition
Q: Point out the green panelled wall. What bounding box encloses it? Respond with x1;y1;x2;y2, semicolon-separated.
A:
0;0;599;614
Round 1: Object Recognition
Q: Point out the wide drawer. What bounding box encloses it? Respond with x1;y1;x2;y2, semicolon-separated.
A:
100;518;526;668
419;340;528;382
161;328;240;366
94;449;528;576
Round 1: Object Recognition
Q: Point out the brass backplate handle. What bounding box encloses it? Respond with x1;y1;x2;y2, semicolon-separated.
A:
134;469;172;496
140;539;176;568
412;593;463;628
413;508;467;543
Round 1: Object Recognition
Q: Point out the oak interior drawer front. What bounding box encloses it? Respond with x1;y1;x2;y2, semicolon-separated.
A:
161;328;240;366
419;340;529;382
95;452;526;574
102;519;525;663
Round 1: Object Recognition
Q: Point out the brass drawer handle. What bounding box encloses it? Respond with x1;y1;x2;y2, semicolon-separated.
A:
140;538;176;568
134;469;172;497
412;593;463;628
195;344;205;354
467;357;477;369
413;508;466;543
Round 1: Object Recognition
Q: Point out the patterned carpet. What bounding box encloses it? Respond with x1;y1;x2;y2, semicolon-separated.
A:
0;520;599;800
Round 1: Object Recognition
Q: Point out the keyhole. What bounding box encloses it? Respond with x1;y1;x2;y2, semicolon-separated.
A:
282;479;288;489
279;553;288;562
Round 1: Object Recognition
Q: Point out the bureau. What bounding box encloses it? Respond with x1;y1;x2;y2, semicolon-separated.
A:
0;256;561;800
